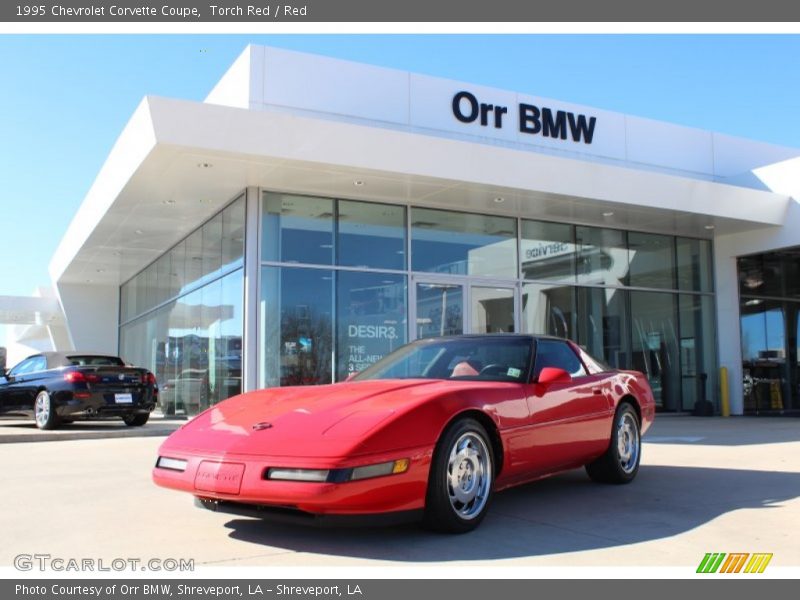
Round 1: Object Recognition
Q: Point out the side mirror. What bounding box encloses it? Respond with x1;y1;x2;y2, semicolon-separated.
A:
536;367;572;385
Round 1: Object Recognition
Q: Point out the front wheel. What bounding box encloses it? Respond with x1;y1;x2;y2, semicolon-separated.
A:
34;390;61;430
585;403;641;484
423;418;494;533
122;413;150;427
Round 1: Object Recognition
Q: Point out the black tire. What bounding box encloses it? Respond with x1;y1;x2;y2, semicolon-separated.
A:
585;403;641;484
122;413;150;427
34;390;61;430
423;418;495;534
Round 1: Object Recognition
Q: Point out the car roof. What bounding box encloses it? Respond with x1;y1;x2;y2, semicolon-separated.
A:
21;352;123;369
416;333;564;343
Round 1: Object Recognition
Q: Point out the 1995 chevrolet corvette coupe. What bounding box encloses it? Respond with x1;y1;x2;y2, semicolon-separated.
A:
153;335;655;532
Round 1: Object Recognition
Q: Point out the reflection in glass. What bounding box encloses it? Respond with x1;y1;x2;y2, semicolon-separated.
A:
169;240;186;300
471;287;515;334
262;193;334;265
740;298;787;413
576;286;629;370
522;283;574;340
222;196;245;271
119;269;243;417
628;232;675;289
336;271;407;381
678;294;717;412
576;226;628;287
411;208;516;278
520;220;575;282
630;291;680;410
202;213;223;284
184;229;204;294
337;200;406;270
260;267;333;388
676;237;713;292
416;283;463;338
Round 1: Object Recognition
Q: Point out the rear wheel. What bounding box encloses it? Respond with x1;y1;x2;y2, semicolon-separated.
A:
122;413;150;427
585;403;641;484
423;418;494;533
34;390;61;430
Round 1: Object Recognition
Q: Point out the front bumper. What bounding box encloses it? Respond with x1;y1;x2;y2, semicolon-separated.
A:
152;447;433;515
194;497;422;527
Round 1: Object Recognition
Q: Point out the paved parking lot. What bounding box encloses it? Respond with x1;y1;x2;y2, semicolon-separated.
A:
0;415;798;569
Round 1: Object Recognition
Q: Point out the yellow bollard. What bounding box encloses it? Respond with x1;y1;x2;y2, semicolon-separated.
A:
720;366;730;417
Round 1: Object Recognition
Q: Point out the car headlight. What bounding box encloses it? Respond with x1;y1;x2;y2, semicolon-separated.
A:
156;456;188;472
265;468;330;482
265;459;410;483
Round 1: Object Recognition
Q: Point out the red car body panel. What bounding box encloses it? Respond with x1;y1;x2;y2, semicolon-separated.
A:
153;360;655;516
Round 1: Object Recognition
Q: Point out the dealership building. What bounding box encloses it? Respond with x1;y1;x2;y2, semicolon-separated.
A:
4;44;800;417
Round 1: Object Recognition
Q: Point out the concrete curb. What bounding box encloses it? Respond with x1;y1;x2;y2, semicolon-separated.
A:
0;421;184;444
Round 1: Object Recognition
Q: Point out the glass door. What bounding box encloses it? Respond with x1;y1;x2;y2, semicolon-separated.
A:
412;278;520;340
413;280;465;339
470;285;517;334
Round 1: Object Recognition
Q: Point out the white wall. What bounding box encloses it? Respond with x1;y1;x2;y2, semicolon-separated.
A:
56;283;119;355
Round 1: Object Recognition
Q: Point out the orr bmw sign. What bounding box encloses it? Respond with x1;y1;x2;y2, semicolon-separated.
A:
452;90;597;144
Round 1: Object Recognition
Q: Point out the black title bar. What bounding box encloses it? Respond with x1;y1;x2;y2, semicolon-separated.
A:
3;0;800;22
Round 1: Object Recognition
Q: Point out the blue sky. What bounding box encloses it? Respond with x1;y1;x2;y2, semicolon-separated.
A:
1;34;800;348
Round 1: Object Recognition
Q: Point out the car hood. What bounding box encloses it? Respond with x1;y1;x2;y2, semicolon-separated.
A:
159;379;458;458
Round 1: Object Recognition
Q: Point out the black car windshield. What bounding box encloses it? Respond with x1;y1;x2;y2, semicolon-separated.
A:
353;337;532;383
66;355;125;367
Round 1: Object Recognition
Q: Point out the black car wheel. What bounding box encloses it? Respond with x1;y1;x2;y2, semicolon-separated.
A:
423;417;494;533
585;403;641;484
122;413;150;427
34;390;61;430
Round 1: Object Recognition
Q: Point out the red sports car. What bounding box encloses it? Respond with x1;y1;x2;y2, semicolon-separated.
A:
153;335;655;533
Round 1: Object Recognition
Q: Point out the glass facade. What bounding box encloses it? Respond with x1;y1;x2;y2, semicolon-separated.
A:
738;249;800;414
257;191;717;412
116;189;719;416
119;196;245;416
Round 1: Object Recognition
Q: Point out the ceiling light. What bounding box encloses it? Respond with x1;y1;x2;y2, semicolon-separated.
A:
603;211;615;217
493;197;505;203
96;269;105;273
704;224;715;230
353;180;365;187
197;162;213;169
135;229;144;235
162;199;176;205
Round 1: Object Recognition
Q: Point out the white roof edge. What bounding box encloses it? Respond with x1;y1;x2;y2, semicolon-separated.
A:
49;97;158;284
144;96;790;225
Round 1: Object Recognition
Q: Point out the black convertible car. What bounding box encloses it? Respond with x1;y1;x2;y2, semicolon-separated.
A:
0;351;158;430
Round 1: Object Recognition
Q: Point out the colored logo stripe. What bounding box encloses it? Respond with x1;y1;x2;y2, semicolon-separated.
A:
720;553;749;573
697;553;726;573
697;553;773;574
744;553;773;573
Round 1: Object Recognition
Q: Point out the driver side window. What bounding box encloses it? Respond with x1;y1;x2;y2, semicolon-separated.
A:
533;340;587;379
9;357;37;377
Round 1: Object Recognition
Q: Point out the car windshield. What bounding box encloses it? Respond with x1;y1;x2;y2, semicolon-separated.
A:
67;355;125;367
353;337;532;383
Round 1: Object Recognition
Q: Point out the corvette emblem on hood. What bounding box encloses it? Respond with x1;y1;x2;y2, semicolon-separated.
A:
252;422;273;431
